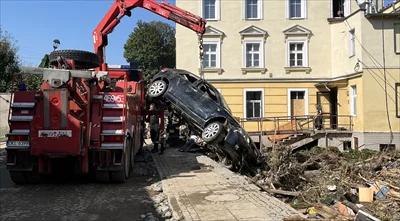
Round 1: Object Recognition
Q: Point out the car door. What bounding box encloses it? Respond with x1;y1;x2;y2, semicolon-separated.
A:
166;76;213;128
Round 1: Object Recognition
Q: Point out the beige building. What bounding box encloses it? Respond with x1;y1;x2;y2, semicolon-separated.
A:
176;0;400;150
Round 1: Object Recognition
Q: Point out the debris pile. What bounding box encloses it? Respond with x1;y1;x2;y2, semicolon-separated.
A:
144;181;176;221
254;146;400;220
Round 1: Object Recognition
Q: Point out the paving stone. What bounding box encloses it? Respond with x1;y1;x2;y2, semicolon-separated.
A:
152;148;299;221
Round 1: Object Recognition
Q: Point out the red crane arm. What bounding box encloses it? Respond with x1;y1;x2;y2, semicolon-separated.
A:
93;0;207;70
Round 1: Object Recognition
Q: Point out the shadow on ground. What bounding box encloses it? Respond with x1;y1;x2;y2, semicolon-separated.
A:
0;151;162;221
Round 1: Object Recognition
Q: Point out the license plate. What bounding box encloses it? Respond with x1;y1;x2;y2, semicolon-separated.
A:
39;130;72;138
7;141;30;147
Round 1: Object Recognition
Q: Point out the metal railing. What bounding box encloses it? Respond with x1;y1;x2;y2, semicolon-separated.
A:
238;114;353;135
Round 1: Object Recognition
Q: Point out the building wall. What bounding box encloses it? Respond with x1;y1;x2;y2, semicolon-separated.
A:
177;0;336;79
212;81;320;132
176;0;400;149
329;12;363;77
362;68;400;132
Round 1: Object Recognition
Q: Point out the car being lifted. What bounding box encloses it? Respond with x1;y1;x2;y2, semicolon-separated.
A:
148;69;262;171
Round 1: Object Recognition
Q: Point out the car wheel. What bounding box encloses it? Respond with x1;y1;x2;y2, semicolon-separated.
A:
202;121;224;143
148;80;167;98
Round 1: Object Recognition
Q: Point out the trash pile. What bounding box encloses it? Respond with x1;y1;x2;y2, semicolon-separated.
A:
253;146;400;221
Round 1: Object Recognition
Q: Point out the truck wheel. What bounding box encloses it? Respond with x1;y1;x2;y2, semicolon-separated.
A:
49;49;100;69
9;170;40;185
9;171;26;185
111;144;130;183
148;80;167;98
95;171;110;183
25;171;40;184
130;139;135;173
202;121;225;143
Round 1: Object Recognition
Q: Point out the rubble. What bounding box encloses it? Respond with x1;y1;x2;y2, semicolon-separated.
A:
145;181;175;220
256;146;400;221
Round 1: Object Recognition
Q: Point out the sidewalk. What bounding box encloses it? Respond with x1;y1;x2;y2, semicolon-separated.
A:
152;148;299;221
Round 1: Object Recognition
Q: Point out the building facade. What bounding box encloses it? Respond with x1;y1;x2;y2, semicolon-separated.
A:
176;0;400;150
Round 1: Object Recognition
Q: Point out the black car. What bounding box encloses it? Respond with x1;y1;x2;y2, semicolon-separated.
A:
148;69;262;170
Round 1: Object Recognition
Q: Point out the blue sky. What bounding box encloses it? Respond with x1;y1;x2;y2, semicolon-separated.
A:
0;0;175;66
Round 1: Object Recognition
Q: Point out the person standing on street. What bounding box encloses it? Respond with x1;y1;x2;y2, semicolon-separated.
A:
147;103;165;154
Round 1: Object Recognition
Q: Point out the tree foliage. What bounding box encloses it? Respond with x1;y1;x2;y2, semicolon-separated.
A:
39;54;49;68
0;29;19;92
124;21;175;81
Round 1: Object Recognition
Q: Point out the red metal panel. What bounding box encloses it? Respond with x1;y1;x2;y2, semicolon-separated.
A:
30;89;82;156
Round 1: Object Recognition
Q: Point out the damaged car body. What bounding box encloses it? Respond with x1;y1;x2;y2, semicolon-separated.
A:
148;69;262;172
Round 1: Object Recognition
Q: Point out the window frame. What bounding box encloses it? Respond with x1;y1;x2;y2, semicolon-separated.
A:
395;23;400;54
202;41;221;69
287;88;309;117
349;29;355;57
243;0;263;20
350;85;357;116
243;88;264;119
287;40;308;67
287;0;306;19
201;0;220;21
242;40;264;68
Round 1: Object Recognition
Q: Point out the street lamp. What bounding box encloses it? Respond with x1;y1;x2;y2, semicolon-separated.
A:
53;39;60;51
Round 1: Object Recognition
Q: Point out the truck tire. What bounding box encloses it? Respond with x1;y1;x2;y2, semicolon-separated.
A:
95;171;110;183
110;140;131;183
49;49;100;69
9;171;40;185
9;171;26;185
129;138;135;173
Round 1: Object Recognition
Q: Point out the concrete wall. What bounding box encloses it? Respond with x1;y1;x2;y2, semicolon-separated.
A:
0;94;11;138
353;132;400;151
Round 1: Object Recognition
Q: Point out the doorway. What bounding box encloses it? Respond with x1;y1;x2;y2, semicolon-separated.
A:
317;88;338;129
289;90;307;117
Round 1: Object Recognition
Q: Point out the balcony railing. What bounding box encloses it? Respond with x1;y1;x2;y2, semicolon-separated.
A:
238;114;354;135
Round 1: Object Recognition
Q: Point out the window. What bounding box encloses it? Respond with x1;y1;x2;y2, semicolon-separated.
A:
245;42;261;67
202;0;219;20
288;42;306;67
290;91;305;99
245;90;263;118
245;0;262;19
350;85;357;116
332;0;344;17
349;29;355;57
288;89;308;116
202;42;220;68
289;0;305;18
395;23;400;54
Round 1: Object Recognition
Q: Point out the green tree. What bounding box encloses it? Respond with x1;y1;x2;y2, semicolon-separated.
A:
0;29;19;92
39;54;49;68
124;21;175;81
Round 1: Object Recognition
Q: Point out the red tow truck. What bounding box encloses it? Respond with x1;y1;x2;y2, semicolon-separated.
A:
6;0;206;184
